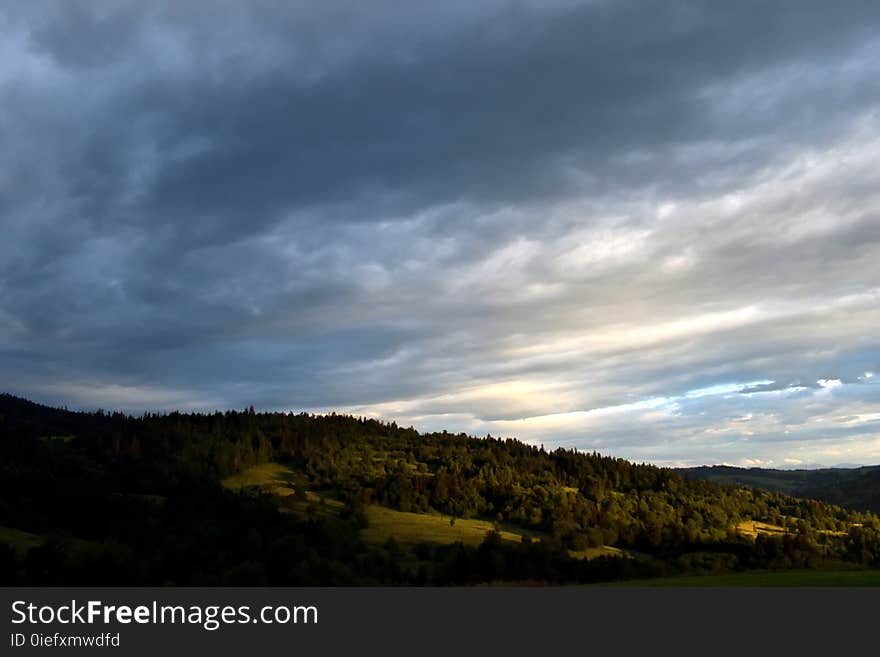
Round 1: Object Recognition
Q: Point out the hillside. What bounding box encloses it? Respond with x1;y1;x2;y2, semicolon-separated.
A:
2;393;880;585
678;465;880;515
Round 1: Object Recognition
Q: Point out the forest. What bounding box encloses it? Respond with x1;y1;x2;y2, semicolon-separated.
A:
679;464;880;514
2;392;880;585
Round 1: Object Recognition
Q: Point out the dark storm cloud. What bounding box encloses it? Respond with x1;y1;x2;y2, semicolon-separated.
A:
10;1;880;238
2;1;880;465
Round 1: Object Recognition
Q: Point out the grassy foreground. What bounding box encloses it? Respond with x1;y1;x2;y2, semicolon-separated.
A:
603;569;880;586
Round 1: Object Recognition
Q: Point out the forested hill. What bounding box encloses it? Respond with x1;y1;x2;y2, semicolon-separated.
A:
678;465;880;515
2;392;880;585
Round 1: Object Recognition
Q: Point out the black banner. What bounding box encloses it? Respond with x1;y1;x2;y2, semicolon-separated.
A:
1;587;875;655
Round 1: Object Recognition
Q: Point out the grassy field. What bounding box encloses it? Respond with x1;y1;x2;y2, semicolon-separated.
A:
222;462;638;559
735;519;850;538
735;520;789;538
38;434;76;443
0;526;102;558
0;526;43;554
362;505;525;546
221;462;297;496
569;545;626;560
604;569;880;586
224;462;527;546
349;502;624;558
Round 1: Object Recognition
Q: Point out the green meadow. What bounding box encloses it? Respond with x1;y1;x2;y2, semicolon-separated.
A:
603;569;880;586
223;462;620;553
361;505;524;546
0;526;43;554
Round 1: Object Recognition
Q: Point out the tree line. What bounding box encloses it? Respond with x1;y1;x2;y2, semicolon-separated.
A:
2;393;880;585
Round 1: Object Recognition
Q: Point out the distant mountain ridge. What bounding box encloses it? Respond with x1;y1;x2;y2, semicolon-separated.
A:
678;464;880;514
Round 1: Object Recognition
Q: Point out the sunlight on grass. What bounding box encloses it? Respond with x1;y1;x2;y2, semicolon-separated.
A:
221;462;296;496
361;505;524;546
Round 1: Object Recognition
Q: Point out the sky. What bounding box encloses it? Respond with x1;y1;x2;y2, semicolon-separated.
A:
2;1;879;468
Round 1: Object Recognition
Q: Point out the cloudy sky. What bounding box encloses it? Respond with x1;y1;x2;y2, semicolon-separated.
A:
2;1;879;468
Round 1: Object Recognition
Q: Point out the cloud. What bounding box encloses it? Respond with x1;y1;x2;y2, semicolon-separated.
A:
1;1;880;466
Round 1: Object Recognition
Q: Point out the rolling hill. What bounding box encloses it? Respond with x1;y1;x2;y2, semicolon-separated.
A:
3;392;880;585
678;465;880;515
